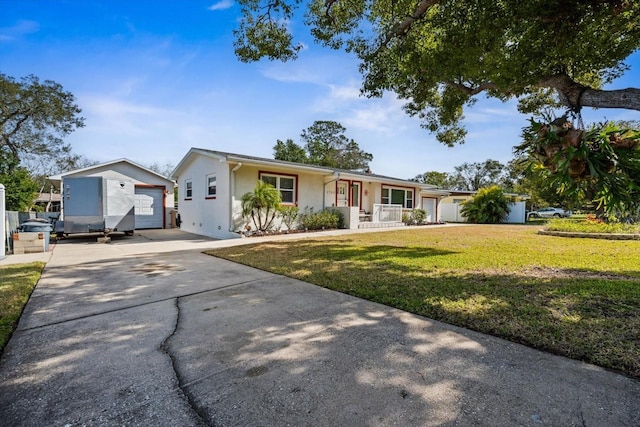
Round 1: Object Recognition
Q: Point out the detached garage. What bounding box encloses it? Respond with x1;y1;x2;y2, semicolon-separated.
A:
50;159;176;229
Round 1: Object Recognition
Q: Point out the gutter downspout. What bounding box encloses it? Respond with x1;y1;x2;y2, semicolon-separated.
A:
323;172;340;208
229;163;242;232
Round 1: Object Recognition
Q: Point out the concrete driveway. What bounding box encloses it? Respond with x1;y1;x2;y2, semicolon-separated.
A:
1;229;639;426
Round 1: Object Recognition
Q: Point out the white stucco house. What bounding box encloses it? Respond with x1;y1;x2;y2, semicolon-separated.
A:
49;159;176;229
171;148;451;239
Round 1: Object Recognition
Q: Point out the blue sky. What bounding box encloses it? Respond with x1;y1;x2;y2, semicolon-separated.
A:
1;1;639;179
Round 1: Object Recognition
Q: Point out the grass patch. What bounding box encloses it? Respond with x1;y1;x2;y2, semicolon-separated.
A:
205;225;640;378
0;262;45;352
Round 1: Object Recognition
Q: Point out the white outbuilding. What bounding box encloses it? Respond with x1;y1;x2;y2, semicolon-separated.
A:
50;159;176;229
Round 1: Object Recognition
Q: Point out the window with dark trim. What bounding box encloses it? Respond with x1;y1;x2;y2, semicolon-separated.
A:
185;179;193;199
259;172;297;204
206;174;216;197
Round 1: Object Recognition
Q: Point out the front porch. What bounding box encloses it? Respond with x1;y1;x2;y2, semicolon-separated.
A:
338;204;407;230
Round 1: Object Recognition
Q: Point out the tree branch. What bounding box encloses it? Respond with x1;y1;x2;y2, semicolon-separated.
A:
370;0;440;59
395;0;440;37
324;0;338;18
445;81;499;96
540;73;640;111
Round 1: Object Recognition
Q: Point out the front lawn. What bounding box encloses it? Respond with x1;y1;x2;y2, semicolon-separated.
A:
0;262;45;352
205;225;640;378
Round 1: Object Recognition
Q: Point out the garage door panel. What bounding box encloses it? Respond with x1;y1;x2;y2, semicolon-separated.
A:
134;187;163;229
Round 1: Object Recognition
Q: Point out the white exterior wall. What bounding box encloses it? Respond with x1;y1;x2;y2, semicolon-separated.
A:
63;162;175;228
232;165;327;231
177;156;235;239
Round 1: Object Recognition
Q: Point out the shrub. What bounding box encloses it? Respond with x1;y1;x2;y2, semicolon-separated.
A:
546;218;640;234
460;186;511;224
403;209;428;225
278;205;299;230
299;207;344;230
412;208;427;224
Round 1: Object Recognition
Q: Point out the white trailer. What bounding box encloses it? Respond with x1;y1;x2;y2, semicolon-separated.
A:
57;177;135;237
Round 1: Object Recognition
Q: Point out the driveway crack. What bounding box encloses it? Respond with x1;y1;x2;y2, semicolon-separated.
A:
160;297;213;427
18;277;271;332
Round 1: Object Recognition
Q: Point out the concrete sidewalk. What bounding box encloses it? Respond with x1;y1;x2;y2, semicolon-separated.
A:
1;228;638;426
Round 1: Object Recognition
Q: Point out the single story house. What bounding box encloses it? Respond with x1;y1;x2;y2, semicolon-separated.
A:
49;158;176;229
171;148;451;239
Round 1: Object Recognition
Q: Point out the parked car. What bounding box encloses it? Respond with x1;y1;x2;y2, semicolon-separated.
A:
527;207;572;219
18;221;53;232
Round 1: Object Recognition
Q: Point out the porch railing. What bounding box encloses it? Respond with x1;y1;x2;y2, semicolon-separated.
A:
372;204;403;222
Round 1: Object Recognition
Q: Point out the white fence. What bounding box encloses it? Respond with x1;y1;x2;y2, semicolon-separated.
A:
373;204;403;222
440;201;526;224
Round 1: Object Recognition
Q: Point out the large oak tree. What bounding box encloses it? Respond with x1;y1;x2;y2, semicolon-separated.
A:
1;74;85;172
234;0;640;215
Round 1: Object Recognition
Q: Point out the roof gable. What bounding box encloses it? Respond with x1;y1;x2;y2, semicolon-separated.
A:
49;158;175;186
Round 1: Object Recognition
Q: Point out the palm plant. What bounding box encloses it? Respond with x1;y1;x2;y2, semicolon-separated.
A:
241;181;282;232
460;186;511;224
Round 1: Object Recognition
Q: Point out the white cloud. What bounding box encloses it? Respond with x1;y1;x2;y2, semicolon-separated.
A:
260;64;326;85
0;20;39;41
343;103;408;133
463;100;522;124
208;0;234;11
79;95;185;137
312;85;409;134
327;83;361;101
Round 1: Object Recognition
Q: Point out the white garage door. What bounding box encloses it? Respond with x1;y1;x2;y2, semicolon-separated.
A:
134;187;164;229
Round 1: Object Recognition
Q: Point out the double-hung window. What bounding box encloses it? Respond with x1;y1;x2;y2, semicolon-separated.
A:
206;173;216;198
381;186;414;209
260;172;297;204
185;179;193;200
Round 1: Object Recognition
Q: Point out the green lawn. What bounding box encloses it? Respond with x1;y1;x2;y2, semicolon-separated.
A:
0;262;45;352
205;225;640;378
